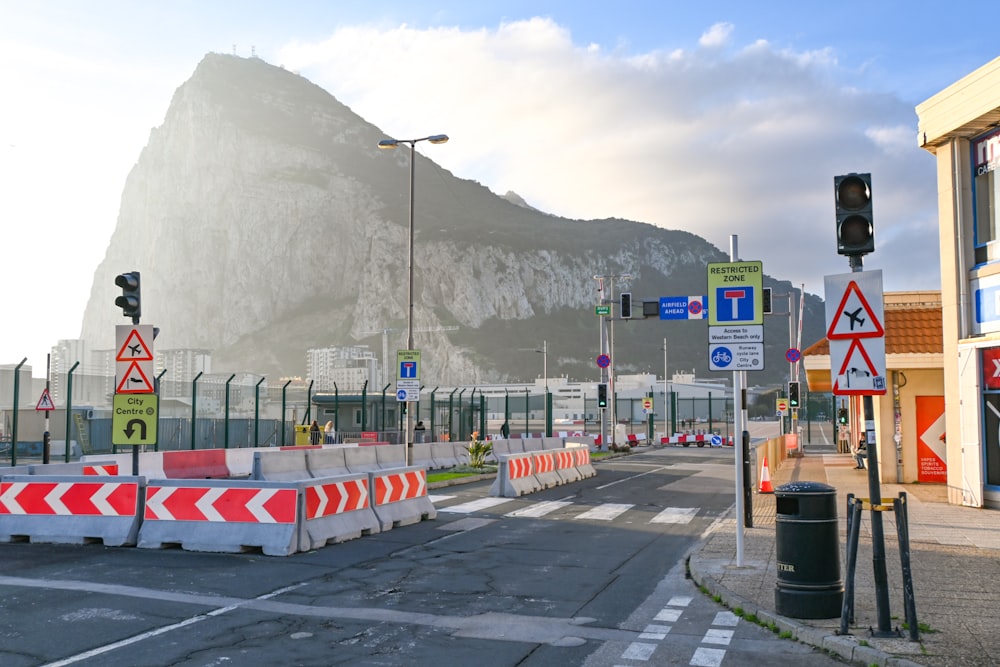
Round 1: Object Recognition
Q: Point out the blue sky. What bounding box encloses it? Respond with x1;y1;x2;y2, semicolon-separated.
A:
1;1;997;373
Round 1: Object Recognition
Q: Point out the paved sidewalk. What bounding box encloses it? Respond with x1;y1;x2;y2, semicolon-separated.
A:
688;446;1000;667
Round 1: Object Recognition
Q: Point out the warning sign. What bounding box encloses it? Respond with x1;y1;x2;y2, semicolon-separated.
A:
116;360;155;394
116;327;153;361
825;270;886;397
831;338;887;396
826;276;884;340
35;388;55;411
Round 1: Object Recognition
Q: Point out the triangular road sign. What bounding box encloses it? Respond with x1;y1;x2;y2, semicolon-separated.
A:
35;388;55;411
832;338;887;395
827;280;884;340
116;328;154;362
116;361;155;393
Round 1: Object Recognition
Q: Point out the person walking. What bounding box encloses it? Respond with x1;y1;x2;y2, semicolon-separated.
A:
309;420;321;446
854;435;867;469
324;420;336;444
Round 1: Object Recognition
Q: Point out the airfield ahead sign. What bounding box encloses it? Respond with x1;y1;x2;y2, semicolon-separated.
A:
824;270;886;396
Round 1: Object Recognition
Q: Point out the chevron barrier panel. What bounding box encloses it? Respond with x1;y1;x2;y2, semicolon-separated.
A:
553;449;582;484
569;445;597;478
533;450;561;489
0;475;143;546
299;474;381;550
138;479;300;556
489;451;543;497
369;466;435;531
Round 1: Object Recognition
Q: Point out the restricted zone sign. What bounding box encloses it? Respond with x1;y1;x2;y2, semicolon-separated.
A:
706;261;765;371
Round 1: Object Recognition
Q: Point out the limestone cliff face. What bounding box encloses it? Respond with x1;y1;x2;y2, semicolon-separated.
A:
80;54;822;384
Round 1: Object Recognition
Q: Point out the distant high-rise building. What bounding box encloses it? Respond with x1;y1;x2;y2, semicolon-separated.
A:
306;346;379;392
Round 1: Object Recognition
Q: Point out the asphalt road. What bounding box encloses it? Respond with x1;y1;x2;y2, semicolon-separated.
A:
0;446;846;666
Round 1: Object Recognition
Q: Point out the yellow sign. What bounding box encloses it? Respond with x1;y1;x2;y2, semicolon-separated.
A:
112;394;158;446
397;349;421;381
642;398;653;410
707;260;764;326
776;398;789;414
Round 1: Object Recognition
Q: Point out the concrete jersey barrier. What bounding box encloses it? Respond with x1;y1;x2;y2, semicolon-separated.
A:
0;474;144;547
299;474;381;550
369;466;436;531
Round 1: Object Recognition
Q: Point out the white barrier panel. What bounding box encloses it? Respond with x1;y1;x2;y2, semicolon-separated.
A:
409;443;436;470
138;479;300;556
346;446;380;473
522;438;544;452
375;444;406;469
368;467;435;530
0;475;144;547
305;448;350;478
430;442;460;469
253;449;309;481
541;438;563;450
489;452;542;498
299;474;380;550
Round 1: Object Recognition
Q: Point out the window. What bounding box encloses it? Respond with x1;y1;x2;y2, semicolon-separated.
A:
973;128;1000;265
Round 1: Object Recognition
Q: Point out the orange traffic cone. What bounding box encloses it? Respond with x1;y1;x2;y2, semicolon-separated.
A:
758;456;774;494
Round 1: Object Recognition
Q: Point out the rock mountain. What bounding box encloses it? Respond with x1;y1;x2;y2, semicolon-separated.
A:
80;54;824;387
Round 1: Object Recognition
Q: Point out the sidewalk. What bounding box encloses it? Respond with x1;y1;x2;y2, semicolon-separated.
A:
688;446;1000;667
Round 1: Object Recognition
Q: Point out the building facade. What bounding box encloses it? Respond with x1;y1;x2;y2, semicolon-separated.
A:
917;56;1000;508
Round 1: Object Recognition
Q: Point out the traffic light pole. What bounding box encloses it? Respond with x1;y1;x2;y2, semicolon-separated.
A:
851;254;893;636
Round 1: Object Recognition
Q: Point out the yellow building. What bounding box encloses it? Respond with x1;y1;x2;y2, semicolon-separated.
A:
917;56;1000;508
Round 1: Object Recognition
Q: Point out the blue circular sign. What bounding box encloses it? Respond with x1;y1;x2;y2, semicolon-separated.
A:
688;299;703;315
711;434;722;446
396;389;408;401
711;346;733;368
596;354;611;368
785;348;801;363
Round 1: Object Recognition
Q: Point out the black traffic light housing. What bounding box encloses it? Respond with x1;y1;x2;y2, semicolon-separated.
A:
114;271;141;323
762;287;772;314
788;381;800;407
620;293;632;319
597;383;608;408
835;173;874;256
838;407;848;424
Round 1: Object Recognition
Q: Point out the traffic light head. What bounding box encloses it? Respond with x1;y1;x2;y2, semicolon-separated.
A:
114;271;141;322
620;293;632;319
597;383;608;408
788;381;800;407
835;173;874;256
838;407;848;424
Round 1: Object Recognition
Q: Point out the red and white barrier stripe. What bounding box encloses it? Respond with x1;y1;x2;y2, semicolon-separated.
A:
306;478;370;519
0;480;138;516
144;485;296;523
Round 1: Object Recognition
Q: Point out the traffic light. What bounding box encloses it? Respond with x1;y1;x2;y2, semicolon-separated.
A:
597;383;608;408
620;293;632;319
838;408;848;424
762;287;772;314
834;173;874;256
788;381;800;407
114;271;141;322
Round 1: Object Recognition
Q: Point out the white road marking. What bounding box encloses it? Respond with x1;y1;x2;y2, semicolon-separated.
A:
505;500;572;517
712;611;739;626
574;503;633;521
702;628;734;645
650;507;699;524
437;497;512;513
654;608;682;623
666;595;692;607
621;641;658;660
690;646;726;667
638;624;671;640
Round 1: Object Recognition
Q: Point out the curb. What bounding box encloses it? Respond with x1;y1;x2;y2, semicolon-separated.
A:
687;551;926;667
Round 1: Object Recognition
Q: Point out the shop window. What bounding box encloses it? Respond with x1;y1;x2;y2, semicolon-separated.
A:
974;128;1000;265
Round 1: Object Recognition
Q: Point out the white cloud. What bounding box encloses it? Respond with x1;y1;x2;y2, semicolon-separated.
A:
278;19;937;297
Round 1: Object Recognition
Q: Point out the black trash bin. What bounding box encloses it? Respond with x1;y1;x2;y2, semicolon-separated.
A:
774;481;843;619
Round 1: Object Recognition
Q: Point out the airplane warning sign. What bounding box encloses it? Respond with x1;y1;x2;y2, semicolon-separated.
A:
116;361;155;394
116;324;155;394
830;337;887;396
826;273;885;340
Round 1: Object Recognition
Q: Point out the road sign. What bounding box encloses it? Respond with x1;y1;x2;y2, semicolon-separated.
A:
35;388;55;411
397;349;420;380
709;343;765;371
116;324;155;394
708;325;763;344
707;261;763;326
396;387;419;402
595;305;611;316
786;348;801;363
642;398;653;411
824;270;886;396
596;354;611;368
776;398;789;414
659;296;707;320
112;393;158;446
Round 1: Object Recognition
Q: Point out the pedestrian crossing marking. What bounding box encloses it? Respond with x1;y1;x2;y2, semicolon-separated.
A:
654;608;683;623
574;503;633;521
712;611;739;626
650;507;699;524
702;629;734;646
639;624;671;640
504;500;572;518
667;596;692;607
621;642;657;661
438;497;512;514
690;647;726;667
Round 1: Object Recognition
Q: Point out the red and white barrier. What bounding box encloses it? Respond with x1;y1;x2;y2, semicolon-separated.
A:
299;474;381;549
369;467;435;530
138;479;300;556
533;451;561;489
660;434;733;447
0;475;143;546
489;452;542;497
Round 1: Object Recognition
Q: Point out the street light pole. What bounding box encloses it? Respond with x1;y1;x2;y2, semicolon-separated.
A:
378;133;448;456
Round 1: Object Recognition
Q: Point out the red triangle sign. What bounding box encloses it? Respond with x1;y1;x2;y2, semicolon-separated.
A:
826;280;884;340
35;388;56;411
116;361;154;393
832;339;887;395
116;329;153;362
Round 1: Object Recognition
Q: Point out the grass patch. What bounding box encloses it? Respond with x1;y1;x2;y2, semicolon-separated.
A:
779;630;793;639
426;467;496;484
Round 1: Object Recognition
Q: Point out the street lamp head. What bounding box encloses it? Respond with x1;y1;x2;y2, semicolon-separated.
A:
427;134;449;144
378;139;400;150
